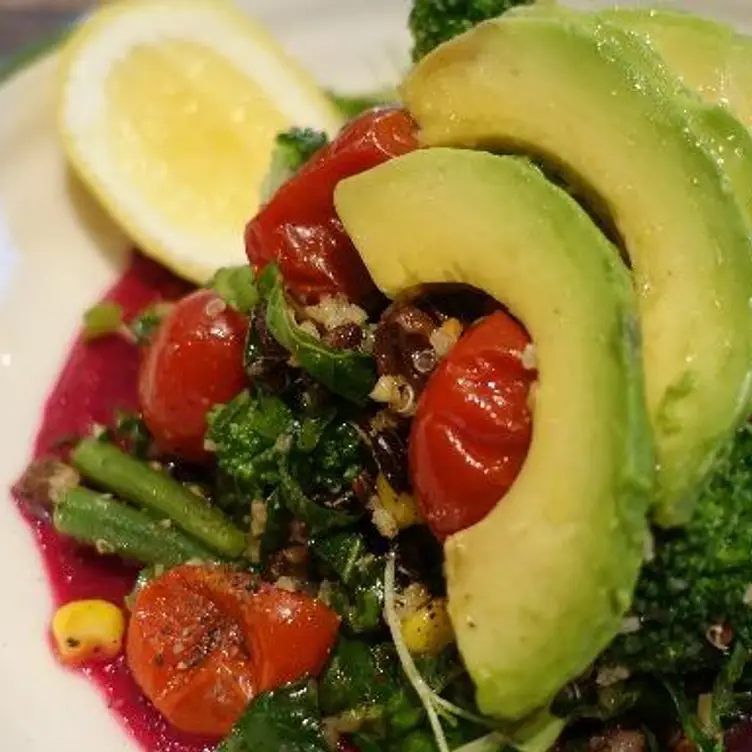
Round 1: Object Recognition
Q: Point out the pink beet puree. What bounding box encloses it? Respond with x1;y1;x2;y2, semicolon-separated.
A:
11;252;216;752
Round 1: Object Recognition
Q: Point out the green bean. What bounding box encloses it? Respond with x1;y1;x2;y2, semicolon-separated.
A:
54;486;216;567
71;439;247;558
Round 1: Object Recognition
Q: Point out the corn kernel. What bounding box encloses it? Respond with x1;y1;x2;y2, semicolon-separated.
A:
376;474;421;530
401;597;455;656
51;599;126;665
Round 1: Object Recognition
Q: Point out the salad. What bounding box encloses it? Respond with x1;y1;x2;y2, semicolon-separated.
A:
13;0;752;751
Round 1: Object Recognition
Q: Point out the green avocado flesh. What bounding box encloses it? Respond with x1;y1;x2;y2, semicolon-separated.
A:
602;9;733;107
602;8;752;130
335;148;654;721
402;14;752;528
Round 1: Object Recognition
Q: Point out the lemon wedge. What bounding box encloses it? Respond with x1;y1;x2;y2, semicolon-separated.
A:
59;0;344;282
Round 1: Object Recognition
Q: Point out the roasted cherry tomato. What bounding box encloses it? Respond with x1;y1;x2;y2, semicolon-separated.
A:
245;107;418;307
127;565;340;737
138;289;248;463
410;312;535;540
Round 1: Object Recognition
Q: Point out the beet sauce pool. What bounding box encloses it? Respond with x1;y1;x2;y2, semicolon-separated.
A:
10;253;215;752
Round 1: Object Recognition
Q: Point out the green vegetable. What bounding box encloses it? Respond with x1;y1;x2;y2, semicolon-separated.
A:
112;411;152;459
208;266;259;314
308;421;365;492
129;303;171;345
265;265;377;404
320;638;402;716
207;389;365;547
54;487;215;567
320;638;429;741
126;564;165;609
409;0;534;60
320;638;481;748
219;681;329;752
313;532;385;632
207;389;292;499
82;302;124;341
258;489;291;559
660;643;750;752
279;461;358;534
260;127;329;202
606;425;752;675
71;439;247;559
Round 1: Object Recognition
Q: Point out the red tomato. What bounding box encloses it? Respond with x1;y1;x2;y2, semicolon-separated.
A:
127;565;340;737
138;289;248;463
249;584;342;693
410;312;535;540
245;107;418;307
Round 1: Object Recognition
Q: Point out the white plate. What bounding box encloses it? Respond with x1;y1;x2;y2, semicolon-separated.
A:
0;1;748;750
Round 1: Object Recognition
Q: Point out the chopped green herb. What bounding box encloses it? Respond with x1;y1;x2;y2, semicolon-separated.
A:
82;301;124;341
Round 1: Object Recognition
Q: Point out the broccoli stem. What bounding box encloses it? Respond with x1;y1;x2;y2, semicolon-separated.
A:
54;486;216;567
71;439;247;558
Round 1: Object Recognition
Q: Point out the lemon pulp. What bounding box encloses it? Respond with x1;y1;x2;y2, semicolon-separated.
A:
107;40;287;236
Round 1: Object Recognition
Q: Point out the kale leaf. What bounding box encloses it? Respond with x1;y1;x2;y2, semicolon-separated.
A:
264;265;377;404
219;682;329;752
313;532;385;633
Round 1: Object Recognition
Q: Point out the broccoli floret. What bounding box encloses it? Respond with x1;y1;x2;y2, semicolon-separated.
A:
409;0;534;61
606;425;752;675
260;127;328;202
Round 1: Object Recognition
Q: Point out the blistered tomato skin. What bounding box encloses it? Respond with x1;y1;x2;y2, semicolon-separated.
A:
245;108;418;307
138;289;248;463
127;565;340;738
249;584;341;693
409;312;535;540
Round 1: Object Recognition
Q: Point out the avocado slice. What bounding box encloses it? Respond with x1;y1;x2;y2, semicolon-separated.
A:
728;36;752;128
601;8;752;131
522;6;752;263
402;14;752;527
335;148;653;721
602;9;733;107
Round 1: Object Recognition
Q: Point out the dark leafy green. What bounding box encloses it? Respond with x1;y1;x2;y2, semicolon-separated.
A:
264;266;377;404
319;638;477;747
129;303;170;345
279;461;358;535
208;266;259;314
219;682;329;752
259;489;291;560
320;639;401;716
112;412;152;459
313;532;385;633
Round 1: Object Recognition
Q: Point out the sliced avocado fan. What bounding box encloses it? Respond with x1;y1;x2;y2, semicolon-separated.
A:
402;13;752;528
335;148;654;722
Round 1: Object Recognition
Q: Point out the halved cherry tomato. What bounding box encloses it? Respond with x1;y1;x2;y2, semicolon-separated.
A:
126;565;339;737
410;312;535;540
138;289;248;463
245;107;418;307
